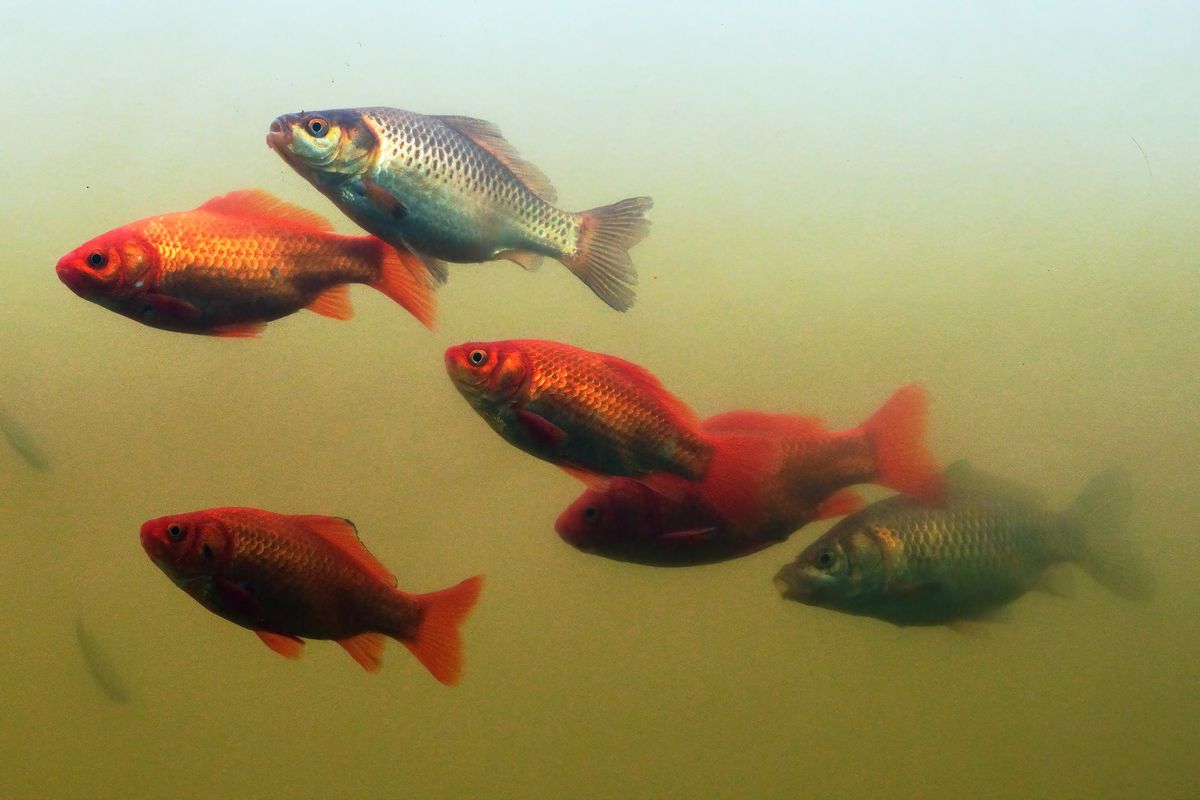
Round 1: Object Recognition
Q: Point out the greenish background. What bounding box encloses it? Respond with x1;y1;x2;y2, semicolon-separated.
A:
2;2;1196;798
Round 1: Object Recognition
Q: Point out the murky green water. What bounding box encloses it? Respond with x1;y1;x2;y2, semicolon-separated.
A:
3;3;1197;798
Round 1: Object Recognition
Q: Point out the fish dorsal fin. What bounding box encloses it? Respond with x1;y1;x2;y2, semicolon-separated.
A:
198;189;334;232
436;116;558;203
703;410;827;438
943;461;1047;507
601;353;701;433
294;515;396;586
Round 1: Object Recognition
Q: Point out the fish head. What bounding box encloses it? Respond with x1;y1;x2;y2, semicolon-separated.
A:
444;341;530;409
267;109;377;177
140;511;234;585
56;228;156;310
774;526;885;609
555;480;658;555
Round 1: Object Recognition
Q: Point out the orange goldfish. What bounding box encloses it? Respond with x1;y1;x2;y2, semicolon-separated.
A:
140;508;482;684
556;385;943;566
56;190;435;337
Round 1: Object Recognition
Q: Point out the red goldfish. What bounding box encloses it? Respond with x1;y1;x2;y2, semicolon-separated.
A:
556;384;943;566
56;190;435;337
140;508;483;684
444;339;778;531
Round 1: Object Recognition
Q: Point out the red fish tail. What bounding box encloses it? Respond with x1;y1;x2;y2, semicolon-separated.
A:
862;383;943;501
566;197;653;311
398;575;484;686
369;239;438;329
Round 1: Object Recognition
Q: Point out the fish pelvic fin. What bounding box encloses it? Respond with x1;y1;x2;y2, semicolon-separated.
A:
369;239;437;329
1065;469;1154;601
863;383;943;502
399;575;484;686
564;197;653;312
256;630;305;660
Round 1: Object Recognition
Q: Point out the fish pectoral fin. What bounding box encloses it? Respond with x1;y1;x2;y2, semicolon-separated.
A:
496;249;544;272
143;293;202;321
306;284;354;320
892;581;945;599
337;632;388;673
255;630;305;660
657;527;719;543
513;408;569;451
360;177;408;222
213;576;261;617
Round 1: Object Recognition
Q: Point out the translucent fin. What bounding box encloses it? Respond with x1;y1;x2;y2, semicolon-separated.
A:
306;284;354;320
565;197;653;312
399;575;484;686
337;632;387;673
292;516;396;586
369;240;437;329
212;322;265;338
498;249;544;271
686;431;780;534
256;630;305;659
436;116;558;202
198;189;334;232
1033;564;1077;599
1064;469;1153;601
0;408;49;471
703;409;827;437
862;383;943;501
411;248;450;286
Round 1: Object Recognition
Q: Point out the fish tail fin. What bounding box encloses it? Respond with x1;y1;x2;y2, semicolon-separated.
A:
369;239;438;329
1064;469;1153;601
689;432;780;534
565;197;653;312
398;575;484;685
863;383;943;501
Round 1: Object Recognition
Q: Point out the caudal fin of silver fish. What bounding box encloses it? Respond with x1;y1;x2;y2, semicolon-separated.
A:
1064;469;1154;601
565;196;653;312
0;407;49;470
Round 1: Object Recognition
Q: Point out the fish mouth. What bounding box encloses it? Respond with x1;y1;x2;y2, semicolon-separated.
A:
56;260;95;295
773;569;811;602
266;118;293;151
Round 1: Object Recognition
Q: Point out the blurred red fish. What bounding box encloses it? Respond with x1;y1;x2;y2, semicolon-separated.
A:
56;189;435;337
556;384;943;566
141;507;482;685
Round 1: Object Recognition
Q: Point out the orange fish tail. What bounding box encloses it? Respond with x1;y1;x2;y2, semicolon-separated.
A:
368;239;438;329
398;575;484;686
862;383;943;501
565;197;653;311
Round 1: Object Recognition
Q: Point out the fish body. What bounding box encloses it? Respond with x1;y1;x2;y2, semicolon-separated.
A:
445;339;712;482
268;107;652;311
56;190;434;336
557;385;942;567
140;507;482;684
774;463;1153;625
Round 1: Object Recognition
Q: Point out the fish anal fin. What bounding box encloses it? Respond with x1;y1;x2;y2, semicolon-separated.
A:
497;249;544;271
435;116;557;203
306;284;354;320
256;630;305;659
292;515;397;586
513;408;569;451
337;632;387;672
212;322;265;339
658;527;718;543
198;190;334;232
1034;564;1077;598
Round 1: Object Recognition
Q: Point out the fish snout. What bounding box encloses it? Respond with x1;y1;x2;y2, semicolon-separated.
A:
773;568;809;602
139;522;165;559
266;117;293;150
55;258;91;295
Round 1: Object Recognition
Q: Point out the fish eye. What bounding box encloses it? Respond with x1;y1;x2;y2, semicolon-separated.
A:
86;251;107;269
468;349;489;366
815;549;836;570
306;117;329;137
582;506;600;524
166;523;185;542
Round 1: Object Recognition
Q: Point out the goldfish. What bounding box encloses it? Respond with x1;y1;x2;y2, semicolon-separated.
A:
556;384;942;566
774;463;1153;626
56;190;435;337
268;107;652;311
141;508;483;684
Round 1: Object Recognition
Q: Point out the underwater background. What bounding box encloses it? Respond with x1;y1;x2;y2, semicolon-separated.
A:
2;2;1197;798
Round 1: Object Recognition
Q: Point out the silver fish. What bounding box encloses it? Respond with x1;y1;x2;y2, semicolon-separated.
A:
774;462;1153;626
267;107;652;311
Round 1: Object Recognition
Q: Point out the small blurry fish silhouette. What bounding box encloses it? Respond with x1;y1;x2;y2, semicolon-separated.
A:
75;616;132;705
0;405;49;471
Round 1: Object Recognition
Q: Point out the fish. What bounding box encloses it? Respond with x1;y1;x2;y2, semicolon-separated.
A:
555;384;942;566
773;462;1154;626
267;107;652;311
140;508;483;684
75;616;132;705
56;189;435;337
0;406;49;470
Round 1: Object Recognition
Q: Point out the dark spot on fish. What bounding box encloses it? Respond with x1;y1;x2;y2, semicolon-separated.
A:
202;543;213;560
390;200;408;221
140;305;154;319
270;266;281;280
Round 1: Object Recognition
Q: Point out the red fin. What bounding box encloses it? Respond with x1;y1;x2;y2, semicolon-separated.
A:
212;322;265;338
145;293;202;321
814;489;863;520
689;431;780;534
704;410;827;437
369;240;437;329
514;408;569;450
306;284;353;320
636;472;694;504
658;527;718;542
566;197;653;311
292;515;396;586
198;189;334;232
600;353;701;434
256;630;305;659
337;632;387;672
399;576;484;686
862;383;943;501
